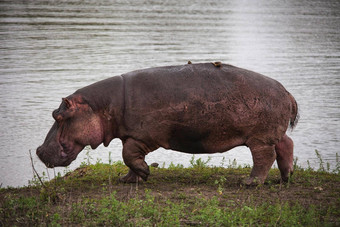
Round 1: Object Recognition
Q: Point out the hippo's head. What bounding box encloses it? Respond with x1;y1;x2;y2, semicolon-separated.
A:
36;95;104;168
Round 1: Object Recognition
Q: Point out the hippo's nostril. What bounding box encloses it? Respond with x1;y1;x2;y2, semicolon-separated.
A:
36;146;42;156
61;151;67;158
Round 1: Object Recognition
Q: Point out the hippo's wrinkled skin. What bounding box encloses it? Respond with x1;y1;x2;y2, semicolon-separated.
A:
37;63;298;184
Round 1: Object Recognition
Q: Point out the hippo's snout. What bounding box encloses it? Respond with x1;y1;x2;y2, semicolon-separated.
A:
36;145;55;168
36;121;69;168
36;140;79;168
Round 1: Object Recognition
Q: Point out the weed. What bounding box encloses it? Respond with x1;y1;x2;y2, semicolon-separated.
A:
82;146;93;166
227;158;238;168
315;149;326;172
168;162;184;169
215;175;227;195
189;155;211;168
220;156;226;167
335;153;340;174
108;151;112;165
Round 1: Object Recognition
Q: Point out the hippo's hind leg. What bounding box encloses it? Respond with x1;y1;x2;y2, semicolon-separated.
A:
275;134;294;182
120;138;151;183
245;141;277;185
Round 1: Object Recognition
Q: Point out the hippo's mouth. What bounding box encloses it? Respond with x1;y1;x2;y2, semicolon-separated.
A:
42;151;77;168
57;142;81;166
36;142;81;168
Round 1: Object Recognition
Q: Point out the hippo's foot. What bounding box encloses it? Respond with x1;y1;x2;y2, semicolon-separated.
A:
243;176;263;186
119;169;143;183
275;134;294;182
280;169;294;183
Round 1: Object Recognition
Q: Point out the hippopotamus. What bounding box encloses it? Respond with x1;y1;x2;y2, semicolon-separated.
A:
36;62;298;184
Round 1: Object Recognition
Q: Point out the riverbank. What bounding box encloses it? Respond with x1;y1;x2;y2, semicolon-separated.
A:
1;158;339;226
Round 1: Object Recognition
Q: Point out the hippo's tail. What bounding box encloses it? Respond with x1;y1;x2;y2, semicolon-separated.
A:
288;93;299;130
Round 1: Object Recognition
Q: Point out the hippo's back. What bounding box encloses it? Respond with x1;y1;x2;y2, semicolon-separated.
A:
122;63;292;153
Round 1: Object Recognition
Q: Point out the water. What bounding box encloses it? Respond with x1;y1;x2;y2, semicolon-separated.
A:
0;0;339;187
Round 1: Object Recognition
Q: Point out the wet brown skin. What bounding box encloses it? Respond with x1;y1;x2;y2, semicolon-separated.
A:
36;63;298;185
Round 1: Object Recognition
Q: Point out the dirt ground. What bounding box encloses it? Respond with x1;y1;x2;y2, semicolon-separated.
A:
1;165;339;226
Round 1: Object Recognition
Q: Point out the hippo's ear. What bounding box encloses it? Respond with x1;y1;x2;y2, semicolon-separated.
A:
52;98;76;122
62;98;72;109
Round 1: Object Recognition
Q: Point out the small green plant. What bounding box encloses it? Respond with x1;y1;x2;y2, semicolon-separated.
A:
334;153;340;174
168;162;184;169
83;146;93;165
315;150;326;172
108;151;112;165
305;150;338;173
189;155;211;168
293;156;299;170
28;173;46;187
227;158;238;168
220;156;226;167
214;175;227;195
51;213;61;226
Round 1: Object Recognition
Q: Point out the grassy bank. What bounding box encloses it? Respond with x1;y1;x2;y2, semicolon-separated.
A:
1;155;339;226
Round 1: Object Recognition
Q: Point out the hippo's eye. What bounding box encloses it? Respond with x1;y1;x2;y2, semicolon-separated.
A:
52;109;63;122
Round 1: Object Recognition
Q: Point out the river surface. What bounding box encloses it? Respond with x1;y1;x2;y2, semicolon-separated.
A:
1;0;339;187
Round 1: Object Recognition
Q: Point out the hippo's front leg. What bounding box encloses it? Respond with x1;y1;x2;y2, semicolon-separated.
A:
120;138;151;183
